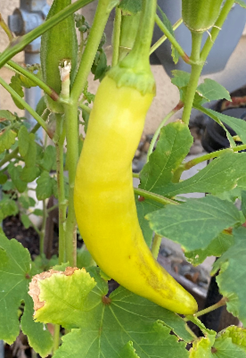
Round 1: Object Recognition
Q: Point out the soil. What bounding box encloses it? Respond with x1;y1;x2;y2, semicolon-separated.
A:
3;215;43;257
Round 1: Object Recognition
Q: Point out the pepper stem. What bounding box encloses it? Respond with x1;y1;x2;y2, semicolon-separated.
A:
120;0;157;72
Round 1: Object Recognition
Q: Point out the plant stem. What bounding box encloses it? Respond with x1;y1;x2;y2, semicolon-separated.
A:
112;6;122;66
155;14;190;64
132;172;139;179
194;297;228;318
0;13;13;41
184;141;246;170
64;104;78;266
53;324;60;353
0;0;94;69
134;187;178;206
39;200;47;255
55;114;67;264
47;203;59;214
78;102;92;114
181;31;203;125
147;102;184;161
150;18;183;55
200;0;235;63
59;61;77;266
122;0;157;72
151;233;162;259
6;60;59;100
0;76;53;137
71;0;113;102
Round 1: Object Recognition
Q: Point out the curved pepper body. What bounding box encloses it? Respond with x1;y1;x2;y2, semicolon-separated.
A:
74;75;198;315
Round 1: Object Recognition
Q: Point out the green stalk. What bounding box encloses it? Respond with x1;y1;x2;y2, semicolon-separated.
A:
39;199;47;255
0;14;13;41
64;104;78;266
0;76;53;137
78;102;92;114
52;324;60;353
151;233;162;259
6;60;59;100
181;0;235;126
71;0;114;102
64;0;118;265
181;31;203;125
184;148;240;170
0;0;94;69
200;0;235;63
155;14;190;63
123;0;157;72
150;17;183;55
134;187;178;206
147;102;184;161
194;297;227;318
55;114;66;264
112;6;122;66
59;61;77;266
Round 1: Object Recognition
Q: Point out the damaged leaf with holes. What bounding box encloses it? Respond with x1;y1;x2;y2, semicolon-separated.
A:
28;266;193;357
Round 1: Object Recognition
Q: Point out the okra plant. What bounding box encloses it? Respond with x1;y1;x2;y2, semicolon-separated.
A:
0;0;246;357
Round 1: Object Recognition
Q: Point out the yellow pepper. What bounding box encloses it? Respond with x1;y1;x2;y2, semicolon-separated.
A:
74;0;198;315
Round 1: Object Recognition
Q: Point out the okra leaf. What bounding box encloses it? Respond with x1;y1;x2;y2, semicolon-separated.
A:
171;70;190;89
136;197;163;247
39;145;57;172
146;196;243;252
21;294;53;358
0;127;16;153
0;172;7;185
216;326;246;353
25;133;37;167
157;6;179;64
8;163;27;193
241;191;246;218
18;125;38;167
18;195;36;210
9;74;25;109
120;342;140;357
36;171;56;200
212;226;246;326
0;195;18;222
0;233;53;356
20;213;31;229
198;106;246;145
18;125;30;157
0;110;16;121
139;121;193;192
195;105;236;147
159;152;246;197
185;232;234;266
190;325;246;358
236;0;246;9
30;267;193;358
189;337;213;358
20;166;40;182
196;79;231;103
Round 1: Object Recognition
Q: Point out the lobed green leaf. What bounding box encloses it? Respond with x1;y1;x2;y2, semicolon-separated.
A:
146;196;243;252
